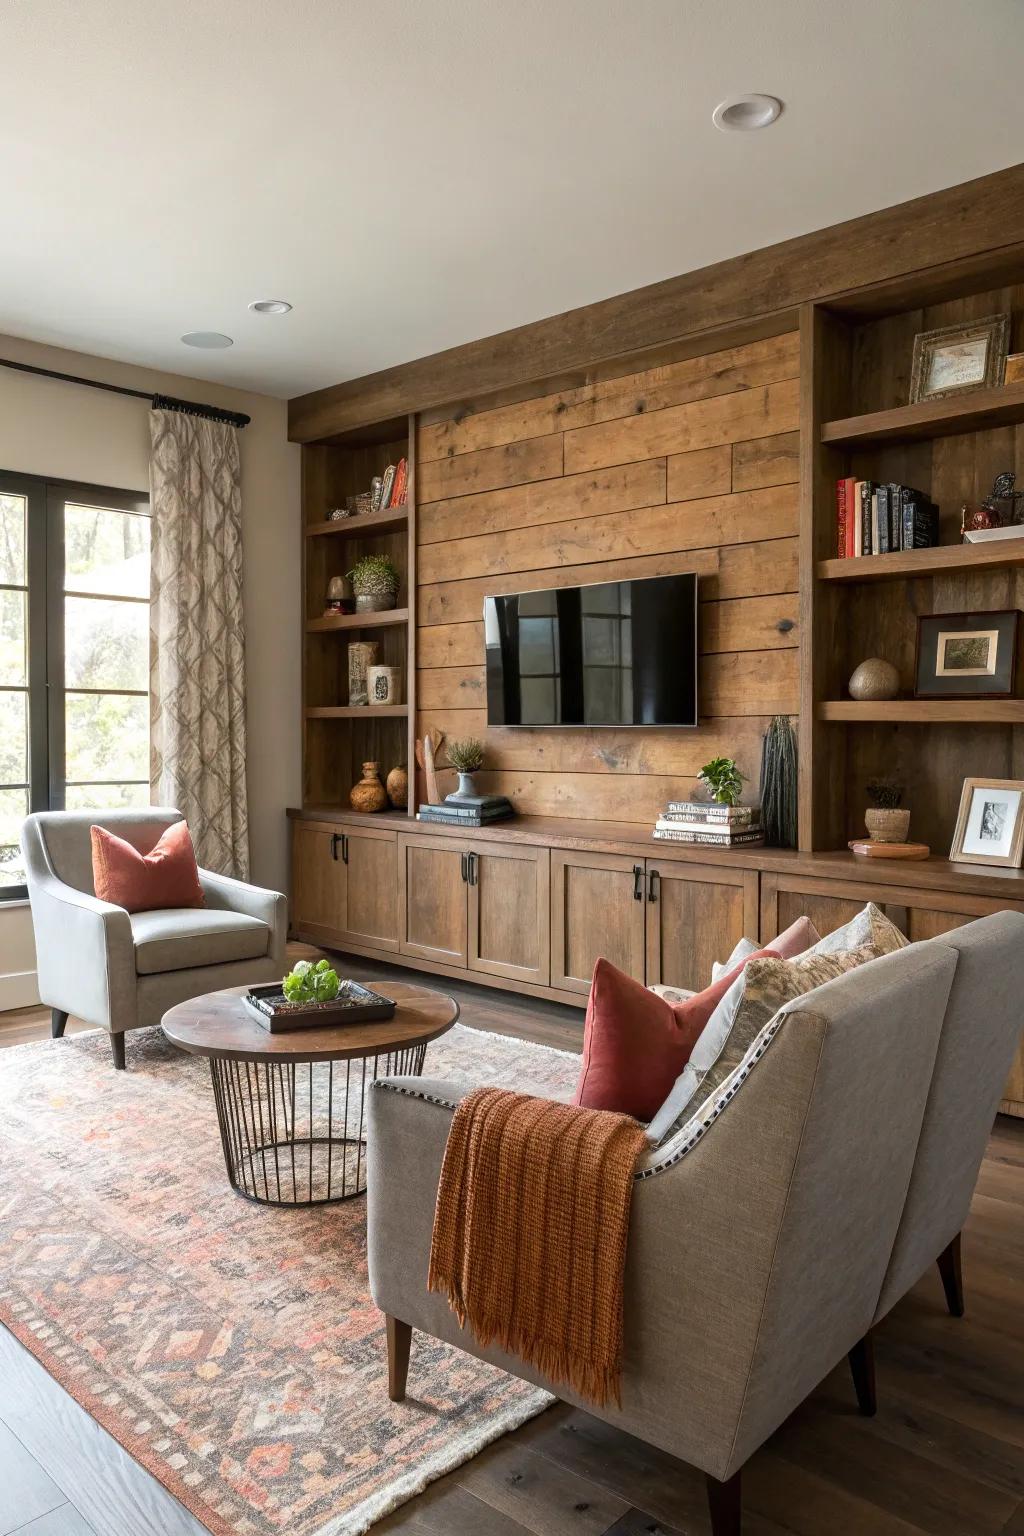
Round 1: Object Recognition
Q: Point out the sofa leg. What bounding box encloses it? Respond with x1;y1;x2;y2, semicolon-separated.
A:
386;1316;411;1402
110;1032;126;1071
51;1010;69;1039
705;1470;741;1536
847;1333;877;1416
937;1232;964;1318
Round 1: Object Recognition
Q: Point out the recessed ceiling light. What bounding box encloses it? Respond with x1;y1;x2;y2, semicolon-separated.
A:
181;331;234;349
249;299;292;315
712;94;782;132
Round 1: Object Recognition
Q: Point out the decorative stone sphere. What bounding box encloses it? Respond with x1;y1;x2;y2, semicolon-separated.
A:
848;658;900;702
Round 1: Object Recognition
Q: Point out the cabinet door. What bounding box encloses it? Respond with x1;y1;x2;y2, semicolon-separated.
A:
291;822;346;940
468;843;550;986
339;827;399;953
550;850;645;995
645;861;759;992
399;834;469;967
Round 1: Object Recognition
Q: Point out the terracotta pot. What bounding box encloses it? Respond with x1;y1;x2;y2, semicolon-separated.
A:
865;807;911;843
386;764;408;809
350;761;388;813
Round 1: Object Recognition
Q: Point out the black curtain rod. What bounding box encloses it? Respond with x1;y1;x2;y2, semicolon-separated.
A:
0;356;251;429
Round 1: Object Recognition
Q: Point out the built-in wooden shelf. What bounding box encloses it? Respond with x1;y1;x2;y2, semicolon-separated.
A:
818;699;1024;724
306;608;408;633
821;382;1024;448
305;508;408;539
817;540;1024;583
305;705;408;720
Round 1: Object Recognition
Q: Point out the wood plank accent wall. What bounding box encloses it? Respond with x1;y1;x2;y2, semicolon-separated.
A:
415;330;800;824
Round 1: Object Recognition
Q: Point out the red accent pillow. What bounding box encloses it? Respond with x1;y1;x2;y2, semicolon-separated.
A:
574;949;778;1121
90;821;205;913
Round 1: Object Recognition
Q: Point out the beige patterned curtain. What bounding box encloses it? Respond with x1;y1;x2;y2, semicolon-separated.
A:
149;409;250;878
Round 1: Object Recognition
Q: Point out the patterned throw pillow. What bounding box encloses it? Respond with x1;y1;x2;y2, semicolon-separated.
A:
645;942;882;1145
810;902;908;959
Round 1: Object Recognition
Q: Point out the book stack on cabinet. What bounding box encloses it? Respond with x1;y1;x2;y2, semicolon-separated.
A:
653;801;764;847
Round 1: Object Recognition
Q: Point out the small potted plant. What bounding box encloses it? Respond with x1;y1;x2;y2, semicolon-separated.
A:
347;554;400;613
865;780;910;843
698;756;746;806
446;737;485;799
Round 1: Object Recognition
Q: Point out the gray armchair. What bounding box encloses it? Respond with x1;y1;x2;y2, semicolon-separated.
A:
21;808;287;1069
367;917;1024;1536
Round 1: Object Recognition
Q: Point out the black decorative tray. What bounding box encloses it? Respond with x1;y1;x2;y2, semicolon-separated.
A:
244;981;397;1033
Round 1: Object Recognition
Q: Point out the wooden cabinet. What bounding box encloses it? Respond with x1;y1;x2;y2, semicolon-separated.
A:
399;835;469;967
290;820;398;952
550;851;646;995
468;842;550;987
645;861;759;991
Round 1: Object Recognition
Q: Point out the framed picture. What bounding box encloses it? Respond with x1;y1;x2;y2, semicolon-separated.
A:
909;314;1009;403
915;609;1019;699
950;778;1024;868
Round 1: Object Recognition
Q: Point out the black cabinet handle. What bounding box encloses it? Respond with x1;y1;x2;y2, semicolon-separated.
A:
461;852;468;883
331;833;342;861
648;868;659;903
633;863;644;901
468;852;478;886
341;834;349;865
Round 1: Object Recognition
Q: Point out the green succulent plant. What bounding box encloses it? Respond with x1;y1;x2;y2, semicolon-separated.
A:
347;554;399;596
282;958;340;1004
698;756;746;807
446;737;485;772
866;778;903;810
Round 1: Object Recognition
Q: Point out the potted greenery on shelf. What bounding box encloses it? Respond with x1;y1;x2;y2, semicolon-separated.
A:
865;780;910;843
347;554;400;613
697;756;746;806
445;737;485;799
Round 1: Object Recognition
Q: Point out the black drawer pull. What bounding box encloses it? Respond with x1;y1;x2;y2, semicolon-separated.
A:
633;864;643;901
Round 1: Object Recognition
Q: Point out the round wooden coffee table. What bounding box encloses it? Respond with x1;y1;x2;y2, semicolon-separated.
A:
162;980;459;1207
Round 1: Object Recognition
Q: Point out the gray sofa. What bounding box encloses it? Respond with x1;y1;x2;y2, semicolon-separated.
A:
21;808;287;1069
366;913;1024;1536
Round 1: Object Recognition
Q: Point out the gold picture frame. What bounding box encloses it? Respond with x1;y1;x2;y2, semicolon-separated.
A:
949;777;1024;868
909;314;1009;404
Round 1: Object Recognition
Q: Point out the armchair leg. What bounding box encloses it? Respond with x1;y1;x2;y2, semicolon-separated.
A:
847;1333;877;1416
110;1032;126;1071
705;1470;741;1536
386;1316;411;1402
937;1232;964;1317
51;1010;68;1039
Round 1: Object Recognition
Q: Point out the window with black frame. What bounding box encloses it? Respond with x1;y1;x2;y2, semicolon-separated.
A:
0;472;150;897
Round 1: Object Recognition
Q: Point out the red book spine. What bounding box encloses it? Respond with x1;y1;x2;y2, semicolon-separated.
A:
389;458;407;508
845;478;857;557
837;478;848;559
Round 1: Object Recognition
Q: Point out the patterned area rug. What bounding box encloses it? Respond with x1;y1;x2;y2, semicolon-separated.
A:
0;1022;579;1535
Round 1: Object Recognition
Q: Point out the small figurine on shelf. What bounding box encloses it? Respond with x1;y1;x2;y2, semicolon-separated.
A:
324;575;354;616
960;471;1024;539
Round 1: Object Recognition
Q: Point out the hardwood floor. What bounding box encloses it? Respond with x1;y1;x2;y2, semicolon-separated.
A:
1;955;1022;1536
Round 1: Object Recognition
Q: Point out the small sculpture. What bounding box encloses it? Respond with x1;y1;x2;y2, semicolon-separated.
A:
386;764;408;809
848;658;899;701
961;471;1024;538
350;761;388;814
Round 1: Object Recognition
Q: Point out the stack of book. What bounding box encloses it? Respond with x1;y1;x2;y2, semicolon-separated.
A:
836;478;938;557
653;801;764;847
373;458;409;512
417;794;514;829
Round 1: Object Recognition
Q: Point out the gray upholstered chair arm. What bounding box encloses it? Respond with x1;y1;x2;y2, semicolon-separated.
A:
27;875;136;1029
199;869;288;965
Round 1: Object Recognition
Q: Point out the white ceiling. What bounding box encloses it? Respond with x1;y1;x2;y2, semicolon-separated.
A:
3;0;1024;400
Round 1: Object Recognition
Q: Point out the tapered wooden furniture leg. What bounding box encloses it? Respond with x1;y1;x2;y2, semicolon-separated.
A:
705;1470;741;1536
110;1032;126;1070
848;1333;877;1416
387;1316;411;1402
51;1010;68;1039
937;1232;964;1317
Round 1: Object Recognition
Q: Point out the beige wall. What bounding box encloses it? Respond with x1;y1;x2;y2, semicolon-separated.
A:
0;333;301;1008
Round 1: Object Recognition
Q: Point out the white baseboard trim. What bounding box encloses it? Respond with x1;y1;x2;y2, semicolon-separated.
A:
0;970;40;1011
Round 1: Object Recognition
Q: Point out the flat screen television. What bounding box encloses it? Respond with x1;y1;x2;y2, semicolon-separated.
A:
484;573;698;728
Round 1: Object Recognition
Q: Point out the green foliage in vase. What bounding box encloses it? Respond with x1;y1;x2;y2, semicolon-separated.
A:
446;737;485;772
866;778;903;810
346;554;399;596
282;958;340;1004
698;756;746;806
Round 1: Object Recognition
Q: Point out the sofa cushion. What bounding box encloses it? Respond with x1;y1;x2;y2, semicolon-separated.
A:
576;948;777;1120
130;908;269;975
92;820;204;913
711;916;821;982
809;901;908;959
646;942;882;1144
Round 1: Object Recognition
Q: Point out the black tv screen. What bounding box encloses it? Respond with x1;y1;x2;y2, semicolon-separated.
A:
484;574;698;728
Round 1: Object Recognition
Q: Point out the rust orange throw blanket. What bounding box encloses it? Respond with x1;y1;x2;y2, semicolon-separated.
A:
427;1087;647;1408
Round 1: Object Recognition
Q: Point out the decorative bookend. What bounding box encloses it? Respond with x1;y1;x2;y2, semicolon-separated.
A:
415;728;446;805
760;716;798;847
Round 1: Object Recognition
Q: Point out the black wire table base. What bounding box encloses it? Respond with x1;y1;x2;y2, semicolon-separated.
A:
209;1043;428;1205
